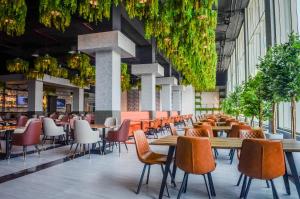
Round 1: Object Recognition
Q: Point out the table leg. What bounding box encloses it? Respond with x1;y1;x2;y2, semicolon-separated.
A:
66;124;69;145
101;128;106;155
5;130;11;159
286;152;300;198
159;146;175;199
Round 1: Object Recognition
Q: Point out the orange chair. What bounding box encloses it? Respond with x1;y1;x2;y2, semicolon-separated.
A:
236;129;267;186
185;125;219;158
133;130;170;196
169;123;178;136
176;136;216;198
238;139;285;199
229;124;252;164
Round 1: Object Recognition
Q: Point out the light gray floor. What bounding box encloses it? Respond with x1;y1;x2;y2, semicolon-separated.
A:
0;143;299;199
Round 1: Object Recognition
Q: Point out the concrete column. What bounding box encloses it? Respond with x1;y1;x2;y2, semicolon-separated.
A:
132;63;164;119
73;88;84;113
28;80;43;115
156;77;178;113
78;31;135;123
172;86;183;113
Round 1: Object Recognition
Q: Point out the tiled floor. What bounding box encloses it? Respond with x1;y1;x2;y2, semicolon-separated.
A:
0;141;299;199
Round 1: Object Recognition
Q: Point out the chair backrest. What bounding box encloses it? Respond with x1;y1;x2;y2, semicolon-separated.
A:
12;119;42;146
43;118;58;135
201;119;216;126
16;115;28;127
58;115;65;120
238;139;285;180
116;119;131;142
169;123;178;136
176;136;215;175
104;117;116;127
69;116;79;130
85;113;92;124
133;130;151;163
185;125;214;137
229;124;252;138
239;129;265;139
49;112;58;119
74;120;94;143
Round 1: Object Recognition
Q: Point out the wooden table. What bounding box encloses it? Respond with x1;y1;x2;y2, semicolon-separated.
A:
0;126;16;159
196;121;227;126
151;136;300;199
90;124;115;155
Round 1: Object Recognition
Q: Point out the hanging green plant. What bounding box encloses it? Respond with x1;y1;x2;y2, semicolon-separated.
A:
67;52;90;70
121;63;131;92
67;52;95;87
0;0;27;36
26;69;44;79
34;54;58;74
126;0;218;91
6;58;29;73
39;0;77;31
78;0;119;23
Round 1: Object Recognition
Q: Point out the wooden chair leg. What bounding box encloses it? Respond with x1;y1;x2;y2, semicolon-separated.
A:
73;143;79;159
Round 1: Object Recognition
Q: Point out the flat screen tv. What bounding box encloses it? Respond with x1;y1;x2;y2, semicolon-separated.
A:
17;96;28;106
56;99;65;109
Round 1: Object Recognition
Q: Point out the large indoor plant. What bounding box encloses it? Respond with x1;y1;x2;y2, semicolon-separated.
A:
39;0;77;31
0;0;27;36
259;33;300;138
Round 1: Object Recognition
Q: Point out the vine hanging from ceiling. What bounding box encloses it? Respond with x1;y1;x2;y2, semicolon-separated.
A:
0;0;27;36
2;0;218;90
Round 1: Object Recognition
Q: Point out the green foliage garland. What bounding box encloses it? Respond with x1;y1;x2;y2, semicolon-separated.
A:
0;0;27;36
39;0;77;31
139;0;218;91
67;53;95;87
6;58;29;73
78;0;120;23
121;63;131;92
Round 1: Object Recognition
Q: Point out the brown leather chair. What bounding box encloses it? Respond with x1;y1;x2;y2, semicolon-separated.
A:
16;115;28;127
236;129;267;186
185;126;219;158
229;124;252;164
176;136;216;199
11;119;42;160
169;122;178;136
133;130;170;196
106;119;130;154
238;139;285;199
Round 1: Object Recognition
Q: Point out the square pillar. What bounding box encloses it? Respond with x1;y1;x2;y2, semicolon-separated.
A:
28;80;43;116
156;77;178;113
172;86;183;113
73;88;84;113
132;63;164;119
78;31;135;124
161;85;172;111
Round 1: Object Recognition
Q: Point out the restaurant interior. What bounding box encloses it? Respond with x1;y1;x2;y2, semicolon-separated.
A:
0;0;300;199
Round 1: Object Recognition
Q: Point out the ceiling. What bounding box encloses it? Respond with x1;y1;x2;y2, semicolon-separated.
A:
216;0;250;74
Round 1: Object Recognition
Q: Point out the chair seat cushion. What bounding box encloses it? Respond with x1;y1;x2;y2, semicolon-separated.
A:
141;151;167;165
14;127;26;134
